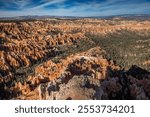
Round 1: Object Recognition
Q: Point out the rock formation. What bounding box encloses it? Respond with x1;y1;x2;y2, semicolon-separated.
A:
0;18;150;100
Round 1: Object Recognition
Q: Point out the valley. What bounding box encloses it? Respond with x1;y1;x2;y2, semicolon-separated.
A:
0;18;150;100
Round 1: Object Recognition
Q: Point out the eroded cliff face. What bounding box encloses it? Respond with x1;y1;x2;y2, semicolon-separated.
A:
0;19;150;100
14;47;118;100
15;48;150;100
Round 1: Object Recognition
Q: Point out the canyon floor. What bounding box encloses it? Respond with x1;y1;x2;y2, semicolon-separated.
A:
0;18;150;100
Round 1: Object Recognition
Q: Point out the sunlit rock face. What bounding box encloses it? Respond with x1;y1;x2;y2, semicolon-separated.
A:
0;18;150;100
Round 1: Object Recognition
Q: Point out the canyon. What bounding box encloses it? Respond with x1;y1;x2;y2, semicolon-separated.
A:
0;18;150;100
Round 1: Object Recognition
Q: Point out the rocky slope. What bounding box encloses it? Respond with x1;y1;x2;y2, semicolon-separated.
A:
0;19;150;100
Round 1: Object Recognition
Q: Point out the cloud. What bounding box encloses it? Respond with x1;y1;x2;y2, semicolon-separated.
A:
29;0;66;10
14;0;31;9
0;0;150;17
0;0;31;10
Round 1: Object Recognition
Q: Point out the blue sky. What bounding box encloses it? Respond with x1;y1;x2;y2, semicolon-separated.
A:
0;0;150;17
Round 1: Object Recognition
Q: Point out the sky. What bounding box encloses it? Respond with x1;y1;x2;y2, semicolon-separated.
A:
0;0;150;17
